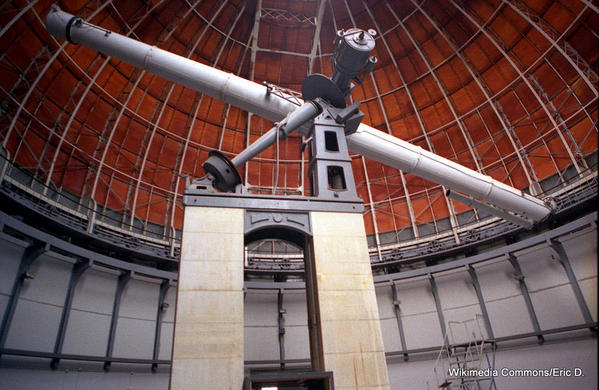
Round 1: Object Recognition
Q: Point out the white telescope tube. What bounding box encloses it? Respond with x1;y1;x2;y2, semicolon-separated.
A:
231;101;320;167
45;6;551;222
46;5;297;121
445;189;533;229
346;127;551;221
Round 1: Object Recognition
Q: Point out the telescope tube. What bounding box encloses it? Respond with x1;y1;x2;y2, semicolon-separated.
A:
46;5;296;121
445;189;533;229
45;6;551;222
231;101;321;167
346;127;551;221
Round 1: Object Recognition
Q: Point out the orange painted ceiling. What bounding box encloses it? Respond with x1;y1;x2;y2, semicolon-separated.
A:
1;0;597;239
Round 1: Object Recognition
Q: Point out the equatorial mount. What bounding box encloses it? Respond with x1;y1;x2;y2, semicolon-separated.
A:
198;28;378;194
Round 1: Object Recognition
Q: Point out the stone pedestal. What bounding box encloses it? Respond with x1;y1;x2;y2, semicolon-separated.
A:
174;189;390;389
170;207;244;390
311;212;391;390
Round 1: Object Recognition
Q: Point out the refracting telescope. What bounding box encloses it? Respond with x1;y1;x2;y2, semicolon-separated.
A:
45;5;552;224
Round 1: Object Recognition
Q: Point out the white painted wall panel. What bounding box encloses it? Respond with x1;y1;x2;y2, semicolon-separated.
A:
284;325;310;359
402;311;444;349
5;300;62;351
379;317;401;351
111;278;158;359
78;370;169;390
70;268;117;315
516;244;569;290
395;277;437;315
159;322;174;360
282;290;307;326
529;284;585;329
435;270;479;308
0;368;170;390
395;277;444;348
387;356;437;390
473;257;522;300
474;258;533;337
492;338;597;389
19;254;70;307
62;310;111;356
560;228;597;280
244;291;277;326
485;296;534;337
118;278;159;321
113;317;155;358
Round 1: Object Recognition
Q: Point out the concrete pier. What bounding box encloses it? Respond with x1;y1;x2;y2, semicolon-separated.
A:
170;201;389;389
170;207;245;390
311;212;391;390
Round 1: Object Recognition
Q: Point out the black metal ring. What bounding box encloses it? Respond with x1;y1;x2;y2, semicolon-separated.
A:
65;16;79;44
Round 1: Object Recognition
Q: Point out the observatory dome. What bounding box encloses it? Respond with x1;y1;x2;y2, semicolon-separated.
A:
0;1;597;389
1;0;596;250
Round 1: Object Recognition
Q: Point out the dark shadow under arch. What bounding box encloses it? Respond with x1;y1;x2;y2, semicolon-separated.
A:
245;227;307;248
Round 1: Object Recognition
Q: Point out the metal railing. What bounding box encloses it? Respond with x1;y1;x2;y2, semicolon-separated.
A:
0;153;596;272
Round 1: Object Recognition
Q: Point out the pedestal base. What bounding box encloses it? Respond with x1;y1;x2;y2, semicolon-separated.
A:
170;207;244;390
173;193;390;389
311;212;390;390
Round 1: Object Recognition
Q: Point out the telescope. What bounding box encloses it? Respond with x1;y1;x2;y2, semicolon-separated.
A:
45;5;552;223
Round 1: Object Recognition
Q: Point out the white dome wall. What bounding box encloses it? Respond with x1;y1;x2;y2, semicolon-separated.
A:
0;221;596;389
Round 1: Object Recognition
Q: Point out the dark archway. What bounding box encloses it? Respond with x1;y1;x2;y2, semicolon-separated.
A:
244;224;325;376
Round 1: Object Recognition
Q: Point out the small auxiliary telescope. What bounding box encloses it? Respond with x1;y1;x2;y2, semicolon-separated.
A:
45;5;552;226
